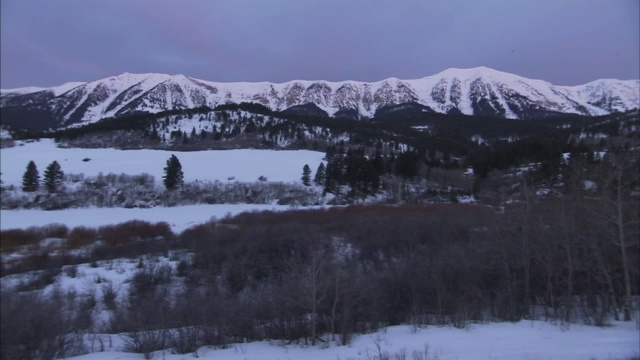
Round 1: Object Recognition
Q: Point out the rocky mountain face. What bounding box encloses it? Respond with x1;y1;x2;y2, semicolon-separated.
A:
1;67;638;130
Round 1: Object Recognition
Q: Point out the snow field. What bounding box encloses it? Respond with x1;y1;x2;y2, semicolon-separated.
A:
65;320;639;360
1;139;327;231
0;139;326;187
0;204;326;232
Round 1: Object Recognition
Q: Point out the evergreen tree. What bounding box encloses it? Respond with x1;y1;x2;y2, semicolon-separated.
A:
325;154;346;193
22;160;40;192
325;145;337;161
302;164;312;186
163;154;184;190
372;150;385;175
395;151;421;179
150;126;159;141
314;163;326;185
43;161;64;193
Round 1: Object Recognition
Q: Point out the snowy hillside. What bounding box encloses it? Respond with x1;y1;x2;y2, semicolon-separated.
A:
2;67;638;129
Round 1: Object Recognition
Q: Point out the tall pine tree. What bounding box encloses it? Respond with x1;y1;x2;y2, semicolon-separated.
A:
22;160;40;192
43;161;64;193
301;164;312;186
163;154;184;190
314;163;326;185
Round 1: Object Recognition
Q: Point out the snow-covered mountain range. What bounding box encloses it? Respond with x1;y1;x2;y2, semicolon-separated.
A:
1;67;638;130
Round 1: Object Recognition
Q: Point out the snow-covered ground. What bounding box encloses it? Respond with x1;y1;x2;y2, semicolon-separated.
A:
0;139;327;230
2;140;639;360
0;204;321;232
66;321;639;360
2;252;636;359
0;139;325;187
8;251;637;359
2;252;636;360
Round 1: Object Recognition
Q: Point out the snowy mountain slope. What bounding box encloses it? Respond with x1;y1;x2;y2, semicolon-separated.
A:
0;81;85;97
1;67;638;130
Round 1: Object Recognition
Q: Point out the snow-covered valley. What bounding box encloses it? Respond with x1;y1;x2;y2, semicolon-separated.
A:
1;136;638;360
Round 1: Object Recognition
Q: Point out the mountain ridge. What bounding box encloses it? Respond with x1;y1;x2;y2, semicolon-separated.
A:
1;67;638;130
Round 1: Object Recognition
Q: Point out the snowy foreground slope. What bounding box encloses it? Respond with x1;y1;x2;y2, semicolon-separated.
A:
3;254;635;360
67;321;639;360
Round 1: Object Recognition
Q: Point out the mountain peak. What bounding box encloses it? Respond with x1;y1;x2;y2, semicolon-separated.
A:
2;68;638;130
429;66;518;80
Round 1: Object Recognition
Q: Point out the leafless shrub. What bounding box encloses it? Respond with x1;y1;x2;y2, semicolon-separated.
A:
116;220;172;240
366;334;390;360
63;264;78;278
98;224;129;247
80;289;97;311
168;326;204;356
67;226;98;248
176;259;188;277
0;227;44;251
121;329;167;359
15;267;61;292
102;282;119;311
0;289;87;359
130;262;172;295
410;344;440;360
41;223;69;239
392;348;407;360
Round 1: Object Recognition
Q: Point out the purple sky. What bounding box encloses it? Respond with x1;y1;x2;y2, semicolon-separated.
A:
1;0;638;88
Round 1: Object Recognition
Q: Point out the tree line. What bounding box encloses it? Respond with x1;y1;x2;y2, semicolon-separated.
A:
30;106;638;206
20;155;184;194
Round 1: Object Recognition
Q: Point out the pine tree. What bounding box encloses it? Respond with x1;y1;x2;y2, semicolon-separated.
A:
43;161;64;193
163;154;184;190
22;161;40;192
314;162;326;185
302;164;312;186
372;150;385;175
325;155;346;193
150;126;159;141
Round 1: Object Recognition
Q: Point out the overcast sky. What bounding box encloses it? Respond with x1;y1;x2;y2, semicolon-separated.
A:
1;0;638;88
